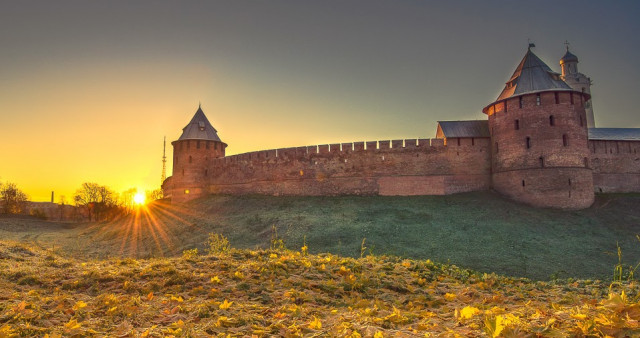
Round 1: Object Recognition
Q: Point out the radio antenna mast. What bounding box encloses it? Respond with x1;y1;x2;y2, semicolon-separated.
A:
161;136;167;186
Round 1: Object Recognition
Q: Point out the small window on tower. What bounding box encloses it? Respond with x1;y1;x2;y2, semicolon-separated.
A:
554;92;559;104
198;121;205;131
563;134;568;147
536;94;541;106
549;115;555;126
519;97;523;108
526;137;531;149
515;119;520;130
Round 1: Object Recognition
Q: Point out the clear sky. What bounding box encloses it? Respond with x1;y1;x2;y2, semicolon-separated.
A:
1;1;639;202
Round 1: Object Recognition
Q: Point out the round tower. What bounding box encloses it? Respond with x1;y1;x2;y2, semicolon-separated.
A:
483;47;594;209
560;44;594;127
168;105;226;202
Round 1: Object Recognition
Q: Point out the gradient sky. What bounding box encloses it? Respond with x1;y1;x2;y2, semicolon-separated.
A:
1;1;639;201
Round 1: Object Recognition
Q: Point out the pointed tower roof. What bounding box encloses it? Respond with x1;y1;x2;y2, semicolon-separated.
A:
495;48;573;101
178;106;223;142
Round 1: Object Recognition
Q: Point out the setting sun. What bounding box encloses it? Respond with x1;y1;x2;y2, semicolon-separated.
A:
133;192;146;205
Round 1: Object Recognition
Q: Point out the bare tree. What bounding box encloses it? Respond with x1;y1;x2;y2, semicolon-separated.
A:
74;182;119;221
0;182;28;214
146;189;163;202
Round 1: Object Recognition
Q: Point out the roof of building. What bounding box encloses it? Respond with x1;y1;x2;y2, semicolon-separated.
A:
588;128;640;141
178;106;223;142
496;48;574;101
560;50;578;63
437;120;490;138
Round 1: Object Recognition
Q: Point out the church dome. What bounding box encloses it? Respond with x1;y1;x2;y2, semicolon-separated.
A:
560;50;578;64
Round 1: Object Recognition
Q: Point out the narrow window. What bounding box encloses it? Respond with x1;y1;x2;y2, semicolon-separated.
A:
522;180;525;187
536;94;541;106
568;178;572;186
515;119;520;130
526;137;531;149
504;101;508;112
570;93;574;105
189;156;192;163
539;157;544;167
562;134;568;146
471;138;475;146
457;138;461;146
554;92;559;104
549;115;555;126
519;96;523;108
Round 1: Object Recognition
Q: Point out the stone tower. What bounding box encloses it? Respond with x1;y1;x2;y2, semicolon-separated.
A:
483;47;594;209
560;45;594;127
169;105;226;202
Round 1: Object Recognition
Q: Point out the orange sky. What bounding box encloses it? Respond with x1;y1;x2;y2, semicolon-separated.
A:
1;1;639;202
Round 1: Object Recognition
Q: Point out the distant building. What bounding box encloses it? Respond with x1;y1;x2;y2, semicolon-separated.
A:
163;46;640;209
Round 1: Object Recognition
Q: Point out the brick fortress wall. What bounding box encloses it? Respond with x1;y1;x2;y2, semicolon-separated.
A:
589;139;640;193
191;137;492;199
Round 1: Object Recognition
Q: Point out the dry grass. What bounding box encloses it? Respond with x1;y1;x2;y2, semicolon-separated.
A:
0;240;639;336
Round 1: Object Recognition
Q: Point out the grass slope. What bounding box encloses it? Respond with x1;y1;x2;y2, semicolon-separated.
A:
1;240;639;336
1;192;639;280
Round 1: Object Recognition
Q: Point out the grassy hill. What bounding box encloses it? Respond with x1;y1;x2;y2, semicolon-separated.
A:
2;191;639;280
1;240;639;336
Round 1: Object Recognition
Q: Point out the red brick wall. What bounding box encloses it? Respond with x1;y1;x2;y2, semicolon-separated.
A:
589;140;640;193
486;91;595;209
201;137;491;197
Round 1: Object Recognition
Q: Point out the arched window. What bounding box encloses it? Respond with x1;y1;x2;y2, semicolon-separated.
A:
515;119;520;130
549;115;555;126
526;137;531;149
522;180;525;187
539;157;544;167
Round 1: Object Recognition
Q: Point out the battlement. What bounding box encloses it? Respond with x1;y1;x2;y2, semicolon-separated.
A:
212;137;489;166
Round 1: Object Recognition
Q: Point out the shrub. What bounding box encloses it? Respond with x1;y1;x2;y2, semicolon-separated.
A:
182;248;198;260
206;233;230;255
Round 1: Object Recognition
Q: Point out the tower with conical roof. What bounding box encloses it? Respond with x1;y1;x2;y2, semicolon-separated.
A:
166;105;227;202
483;46;594;209
560;43;594;127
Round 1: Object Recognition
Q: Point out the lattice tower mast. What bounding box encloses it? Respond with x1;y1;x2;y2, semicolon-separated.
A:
161;136;167;186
